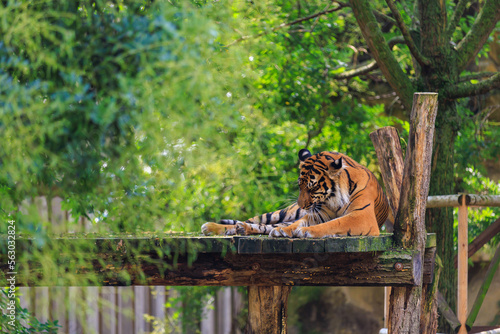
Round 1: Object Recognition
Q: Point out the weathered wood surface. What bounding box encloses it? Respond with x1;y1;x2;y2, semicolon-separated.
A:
369;126;404;233
371;93;439;334
246;286;291;334
389;93;438;334
2;233;436;287
437;291;462;332
458;195;468;334
427;194;500;208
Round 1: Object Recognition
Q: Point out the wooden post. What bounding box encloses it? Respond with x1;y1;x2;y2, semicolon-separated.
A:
370;126;404;328
246;286;291;334
371;92;438;333
458;195;468;334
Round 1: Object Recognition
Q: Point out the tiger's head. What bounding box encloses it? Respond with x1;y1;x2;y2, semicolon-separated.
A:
297;149;345;212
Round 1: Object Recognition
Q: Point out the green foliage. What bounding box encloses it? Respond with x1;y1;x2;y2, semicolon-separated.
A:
0;0;498;332
0;289;61;333
454;103;500;248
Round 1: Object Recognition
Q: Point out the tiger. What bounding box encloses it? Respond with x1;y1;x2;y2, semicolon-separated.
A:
201;149;392;238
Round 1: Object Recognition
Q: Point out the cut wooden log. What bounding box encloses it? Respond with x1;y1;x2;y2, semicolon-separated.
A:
371;92;439;334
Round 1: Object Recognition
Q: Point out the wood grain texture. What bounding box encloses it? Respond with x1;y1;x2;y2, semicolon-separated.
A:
390;93;438;334
5;246;437;287
246;286;291;334
372;93;439;334
457;196;468;334
370;126;404;225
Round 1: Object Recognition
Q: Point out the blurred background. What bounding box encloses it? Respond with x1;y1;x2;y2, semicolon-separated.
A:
0;0;499;333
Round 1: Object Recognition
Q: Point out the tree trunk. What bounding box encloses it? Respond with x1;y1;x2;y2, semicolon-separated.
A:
425;99;459;329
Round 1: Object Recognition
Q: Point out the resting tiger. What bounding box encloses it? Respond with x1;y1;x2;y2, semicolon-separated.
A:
201;149;392;238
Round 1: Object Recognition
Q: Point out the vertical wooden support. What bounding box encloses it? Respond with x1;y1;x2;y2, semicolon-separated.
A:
371;92;438;334
370;126;404;329
466;244;500;329
246;286;291;334
458;195;468;334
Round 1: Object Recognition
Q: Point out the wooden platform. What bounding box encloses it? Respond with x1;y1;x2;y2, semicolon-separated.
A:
4;233;436;287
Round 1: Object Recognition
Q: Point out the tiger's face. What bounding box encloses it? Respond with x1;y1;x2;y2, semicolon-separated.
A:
297;149;343;212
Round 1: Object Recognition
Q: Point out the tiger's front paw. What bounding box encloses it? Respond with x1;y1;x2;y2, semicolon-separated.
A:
269;226;293;238
235;222;250;235
294;227;315;238
201;222;235;236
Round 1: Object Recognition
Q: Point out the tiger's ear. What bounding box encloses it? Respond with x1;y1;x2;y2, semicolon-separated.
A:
298;149;312;162
330;157;343;170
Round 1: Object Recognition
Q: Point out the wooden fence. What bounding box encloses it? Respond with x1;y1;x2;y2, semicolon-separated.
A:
17;285;242;334
14;196;244;334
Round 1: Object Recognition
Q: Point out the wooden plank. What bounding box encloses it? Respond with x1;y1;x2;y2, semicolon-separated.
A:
50;287;68;333
458;195;468;334
117;287;134;334
217;288;233;334
236;237;262;254
100;286;118;334
34;287;49;324
261;238;292;253
149;286;166;326
201;295;216;334
292;239;325;253
86;286;100;334
134;286;150;334
68;287;83;333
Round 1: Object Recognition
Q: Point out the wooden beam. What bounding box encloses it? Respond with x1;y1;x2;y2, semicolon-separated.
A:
466;244;500;329
5;247;436;287
437;291;462;332
457;195;468;334
427;194;500;208
1;234;436;287
454;217;500;268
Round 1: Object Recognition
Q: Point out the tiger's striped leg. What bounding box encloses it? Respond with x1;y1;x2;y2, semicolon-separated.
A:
234;203;306;235
201;220;241;236
201;203;306;236
294;209;380;238
235;221;294;235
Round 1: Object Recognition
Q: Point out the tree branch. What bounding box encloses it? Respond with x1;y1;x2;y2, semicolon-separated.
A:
445;0;469;39
332;36;405;80
225;2;349;47
385;0;430;66
372;10;397;25
333;61;378;79
444;72;500;99
456;0;500;72
459;72;496;82
348;0;415;110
